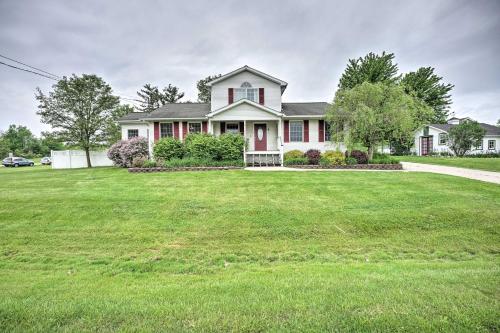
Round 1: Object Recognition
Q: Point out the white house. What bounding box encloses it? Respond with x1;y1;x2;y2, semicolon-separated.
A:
118;66;340;165
413;117;500;156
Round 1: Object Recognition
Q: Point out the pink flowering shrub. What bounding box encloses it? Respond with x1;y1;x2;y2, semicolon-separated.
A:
107;140;126;167
108;137;149;167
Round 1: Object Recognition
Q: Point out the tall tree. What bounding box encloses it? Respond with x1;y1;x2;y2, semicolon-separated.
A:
327;82;432;159
338;52;399;90
1;125;39;156
447;121;486;157
137;84;163;112
162;84;185;103
36;74;120;167
400;67;454;123
39;131;64;156
197;74;221;103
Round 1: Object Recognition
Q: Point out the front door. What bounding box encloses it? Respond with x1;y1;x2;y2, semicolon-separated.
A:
254;124;267;151
421;136;433;156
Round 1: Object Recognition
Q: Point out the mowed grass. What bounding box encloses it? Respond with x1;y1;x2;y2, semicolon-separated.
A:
397;155;500;172
0;166;499;332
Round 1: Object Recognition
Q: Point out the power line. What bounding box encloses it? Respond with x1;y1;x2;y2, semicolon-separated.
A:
0;61;59;81
0;53;60;79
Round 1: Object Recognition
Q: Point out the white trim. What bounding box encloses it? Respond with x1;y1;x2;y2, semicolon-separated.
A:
289;120;304;143
283;115;324;119
207;99;282;118
187;122;202;134
225;122;240;134
159;122;174;138
145;117;206;121
206;65;288;88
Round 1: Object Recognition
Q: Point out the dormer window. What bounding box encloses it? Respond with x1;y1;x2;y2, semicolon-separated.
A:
235;82;258;103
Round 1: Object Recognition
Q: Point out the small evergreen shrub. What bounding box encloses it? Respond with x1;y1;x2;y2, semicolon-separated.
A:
284;157;308;166
184;134;219;160
153;137;184;161
322;151;346;166
218;133;245;160
370;153;400;164
346;157;357;165
163;158;244;168
284;150;304;160
305;149;322;165
347;150;368;164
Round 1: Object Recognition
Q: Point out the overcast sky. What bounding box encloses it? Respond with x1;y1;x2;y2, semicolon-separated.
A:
0;0;499;135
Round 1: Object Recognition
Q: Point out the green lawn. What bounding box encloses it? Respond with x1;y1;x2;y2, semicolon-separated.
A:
396;156;500;172
0;167;499;332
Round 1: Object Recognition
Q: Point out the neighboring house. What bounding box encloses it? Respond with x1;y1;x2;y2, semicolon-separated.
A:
118;66;339;165
413;117;500;156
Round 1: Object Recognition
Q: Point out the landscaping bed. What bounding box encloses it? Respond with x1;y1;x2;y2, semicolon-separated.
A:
128;166;243;172
287;163;403;170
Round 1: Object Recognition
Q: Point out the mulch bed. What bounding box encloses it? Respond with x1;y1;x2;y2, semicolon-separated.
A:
128;166;243;173
287;164;403;170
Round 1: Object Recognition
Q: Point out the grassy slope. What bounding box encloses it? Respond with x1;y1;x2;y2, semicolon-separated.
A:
0;167;499;332
396;156;500;172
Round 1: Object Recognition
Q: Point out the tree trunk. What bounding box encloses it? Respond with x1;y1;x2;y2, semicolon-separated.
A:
84;147;92;168
368;145;374;161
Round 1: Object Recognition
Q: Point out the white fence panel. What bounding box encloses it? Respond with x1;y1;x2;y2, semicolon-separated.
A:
51;150;113;169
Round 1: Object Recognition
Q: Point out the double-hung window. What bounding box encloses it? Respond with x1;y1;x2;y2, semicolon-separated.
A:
324;122;331;141
160;123;173;138
189;122;201;134
234;82;258;103
226;123;239;134
475;140;483;150
289;121;303;142
488;140;496;150
438;133;448;145
127;129;139;139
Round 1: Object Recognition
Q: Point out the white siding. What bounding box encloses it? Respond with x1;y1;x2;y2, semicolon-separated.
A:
211;103;280;121
246;121;279;151
283;119;345;152
121;123;149;141
211;71;282;112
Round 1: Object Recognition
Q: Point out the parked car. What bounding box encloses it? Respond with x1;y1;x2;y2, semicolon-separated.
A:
40;157;52;165
2;157;35;167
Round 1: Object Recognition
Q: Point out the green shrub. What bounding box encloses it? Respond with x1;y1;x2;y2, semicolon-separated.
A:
284;150;304;160
163;158;244;168
131;156;147;168
322;150;346;166
217;134;245;160
143;159;158;168
346;157;357;165
184;134;219;160
284;157;308;166
370;153;400;164
153;137;184;161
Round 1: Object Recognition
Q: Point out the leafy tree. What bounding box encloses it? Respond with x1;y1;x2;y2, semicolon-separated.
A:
162;84;184;103
447;121;486;157
36;74;120;167
1;125;39;156
137;84;163;112
400;67;454;123
0;136;10;158
327;82;432;160
197;74;221;103
39;131;64;156
338;52;399;90
106;104;135;145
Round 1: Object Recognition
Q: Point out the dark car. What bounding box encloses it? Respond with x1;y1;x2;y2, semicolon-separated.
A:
40;157;52;165
2;157;35;167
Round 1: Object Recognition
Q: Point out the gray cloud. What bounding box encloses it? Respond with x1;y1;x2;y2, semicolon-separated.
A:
1;0;499;134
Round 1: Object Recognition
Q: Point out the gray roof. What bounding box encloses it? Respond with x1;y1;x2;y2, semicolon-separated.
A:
282;102;330;116
118;102;330;121
431;123;500;136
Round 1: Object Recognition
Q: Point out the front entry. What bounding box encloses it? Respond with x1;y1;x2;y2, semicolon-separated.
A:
421;136;433;156
254;123;267;151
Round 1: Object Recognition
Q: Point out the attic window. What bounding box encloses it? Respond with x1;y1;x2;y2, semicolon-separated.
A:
235;82;258;103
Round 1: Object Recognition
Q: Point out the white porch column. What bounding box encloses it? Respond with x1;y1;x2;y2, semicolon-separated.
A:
208;118;213;135
243;120;247;164
278;118;284;166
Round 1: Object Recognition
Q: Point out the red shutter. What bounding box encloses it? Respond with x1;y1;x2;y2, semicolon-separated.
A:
284;120;289;143
239;122;244;135
304;120;309;142
259;88;264;105
202;121;208;133
173;122;179;139
318;120;324;142
182;121;188;139
154;122;159;142
220;122;226;134
228;88;234;104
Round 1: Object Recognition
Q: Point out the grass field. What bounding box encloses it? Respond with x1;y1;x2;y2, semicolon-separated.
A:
0;166;499;332
396;156;500;172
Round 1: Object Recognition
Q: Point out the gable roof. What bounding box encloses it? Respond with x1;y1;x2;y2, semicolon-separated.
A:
206;65;288;93
117;112;146;121
282;102;330;116
430;123;500;136
207;99;282;118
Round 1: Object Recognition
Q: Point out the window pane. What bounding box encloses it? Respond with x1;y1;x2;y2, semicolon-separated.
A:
289;121;303;142
160;123;173;138
189;123;201;134
128;129;139;139
247;89;258;102
226;123;239;134
325;122;331;141
235;89;246;101
489;140;495;150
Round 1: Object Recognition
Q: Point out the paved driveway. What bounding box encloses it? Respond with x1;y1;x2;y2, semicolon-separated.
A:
401;162;500;184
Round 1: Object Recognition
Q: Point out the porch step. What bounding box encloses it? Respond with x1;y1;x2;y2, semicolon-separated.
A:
246;153;282;167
